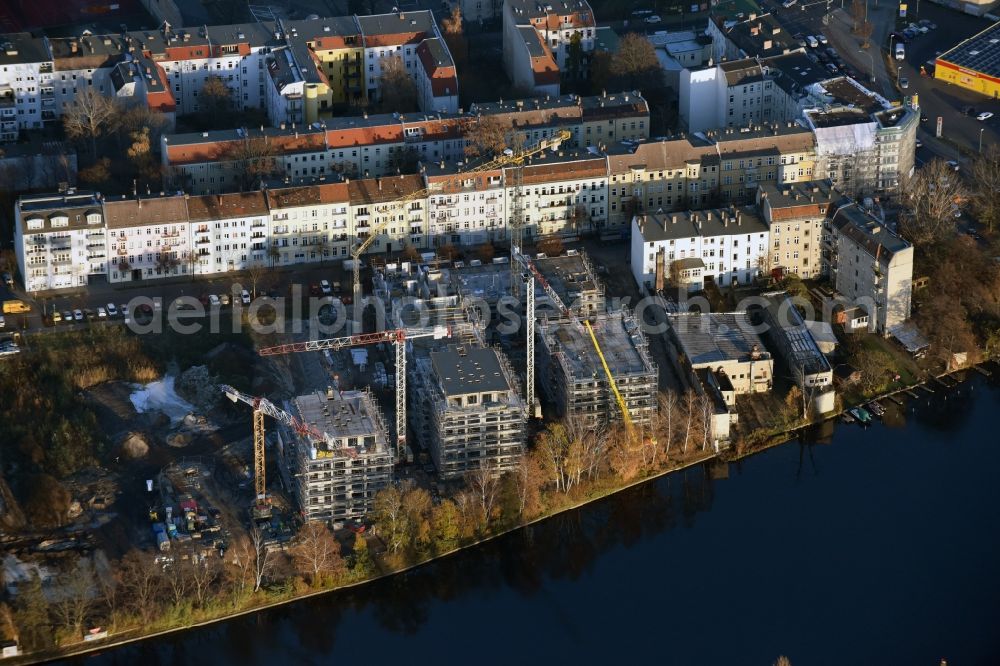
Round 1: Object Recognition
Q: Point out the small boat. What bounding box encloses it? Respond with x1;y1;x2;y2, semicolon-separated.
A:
841;412;856;424
849;407;872;425
867;401;886;417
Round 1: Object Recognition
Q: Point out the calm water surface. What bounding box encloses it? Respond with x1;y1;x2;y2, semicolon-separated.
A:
80;370;1000;666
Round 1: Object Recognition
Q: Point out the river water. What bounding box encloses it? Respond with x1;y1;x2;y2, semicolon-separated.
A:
81;370;1000;666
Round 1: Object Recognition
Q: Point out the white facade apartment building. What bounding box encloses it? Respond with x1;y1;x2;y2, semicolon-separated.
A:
14;191;106;292
185;192;271;274
824;198;913;335
512;149;608;240
0;34;53;135
348;175;428;255
503;0;596;91
424;164;507;247
265;182;353;266
680;59;784;133
103;196;192;284
630;207;770;291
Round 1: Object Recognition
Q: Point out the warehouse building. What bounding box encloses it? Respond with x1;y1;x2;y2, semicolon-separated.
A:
284;388;393;522
536;310;658;430
666;312;773;396
935;21;1000;98
411;343;527;480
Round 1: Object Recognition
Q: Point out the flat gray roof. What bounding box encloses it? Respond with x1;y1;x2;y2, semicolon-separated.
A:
668;312;769;366
431;345;512;396
293;390;388;451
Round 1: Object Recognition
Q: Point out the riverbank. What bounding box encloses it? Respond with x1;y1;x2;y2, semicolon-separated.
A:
15;362;996;664
14;448;720;664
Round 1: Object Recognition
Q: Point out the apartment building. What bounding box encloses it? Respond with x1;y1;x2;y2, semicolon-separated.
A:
14;190;106;292
348;174;427;254
161;90;648;194
630;207;770;291
508;147;607;239
756;180;833;279
680;59;780;133
284;388;393;522
606;124;817;231
0;33;55;135
411;343;527;480
0;140;76;191
185;192;271;274
707;13;800;63
503;0;596;94
104;195;192;284
823;198;913;335
265;182;352;266
424;161;507;247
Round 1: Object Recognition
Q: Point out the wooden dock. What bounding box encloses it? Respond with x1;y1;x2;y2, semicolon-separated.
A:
887;395;905;405
919;384;935;394
975;366;991;377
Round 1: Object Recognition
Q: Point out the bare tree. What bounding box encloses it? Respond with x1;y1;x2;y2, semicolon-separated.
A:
164;559;191;607
608;34;663;91
245;260;269;297
376;56;418;113
186;555;220;608
463;115;509;158
969;144;1000;232
440;6;467;68
51;559;96;638
198;76;234;129
657;391;679;454
290;522;344;586
682;390;699;453
226;136;277;191
514;452;543;518
466;461;502;527
373;483;407;553
119;549;161;623
63;90;117;158
900;159;965;247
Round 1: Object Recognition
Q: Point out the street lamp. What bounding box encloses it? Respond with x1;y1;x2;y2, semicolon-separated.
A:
980;128;985;153
859;49;875;84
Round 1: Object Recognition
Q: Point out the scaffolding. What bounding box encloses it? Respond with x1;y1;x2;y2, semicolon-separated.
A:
283;388;393;522
410;343;527;480
536;309;658;430
532;250;605;317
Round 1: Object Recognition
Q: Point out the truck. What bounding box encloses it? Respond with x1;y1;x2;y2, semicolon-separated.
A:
2;300;30;314
895;43;905;61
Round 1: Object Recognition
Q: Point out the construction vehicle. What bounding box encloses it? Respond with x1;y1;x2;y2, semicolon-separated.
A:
220;384;353;520
257;325;450;461
348;130;572;306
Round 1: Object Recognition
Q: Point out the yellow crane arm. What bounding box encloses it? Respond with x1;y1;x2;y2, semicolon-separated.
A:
583;319;634;433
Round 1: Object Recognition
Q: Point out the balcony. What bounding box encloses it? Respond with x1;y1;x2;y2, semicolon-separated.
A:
86;241;104;249
196;237;211;245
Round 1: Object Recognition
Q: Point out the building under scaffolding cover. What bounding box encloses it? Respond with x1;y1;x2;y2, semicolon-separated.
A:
536;309;658;429
410;343;527;479
282;388;393;522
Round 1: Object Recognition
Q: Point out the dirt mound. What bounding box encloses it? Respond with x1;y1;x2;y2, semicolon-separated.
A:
166;432;193;448
119;432;150;459
175;365;220;410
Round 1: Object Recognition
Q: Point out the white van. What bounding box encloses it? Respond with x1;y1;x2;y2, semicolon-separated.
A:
806;35;819;48
895;43;905;60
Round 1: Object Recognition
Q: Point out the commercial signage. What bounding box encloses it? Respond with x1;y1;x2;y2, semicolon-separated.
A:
900;3;907;16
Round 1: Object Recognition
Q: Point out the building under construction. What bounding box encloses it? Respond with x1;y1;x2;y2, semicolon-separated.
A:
281;388;393;522
410;343;527;480
536;309;658;430
533;250;605;317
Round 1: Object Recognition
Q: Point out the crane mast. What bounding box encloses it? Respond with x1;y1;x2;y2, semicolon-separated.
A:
257;326;450;461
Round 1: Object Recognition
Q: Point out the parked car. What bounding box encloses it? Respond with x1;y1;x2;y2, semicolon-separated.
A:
826;63;839;75
900;77;908;88
1;272;12;287
806;35;819;48
52;310;63;323
644;15;661;23
977;111;994;121
220;293;231;306
73;309;84;322
120;304;129;317
0;315;4;328
818;34;828;45
920;114;928;122
241;289;251;305
947;160;960;171
915;139;923;148
97;307;107;318
309;283;322;296
209;294;221;306
782;0;797;7
320;279;332;295
107;303;118;317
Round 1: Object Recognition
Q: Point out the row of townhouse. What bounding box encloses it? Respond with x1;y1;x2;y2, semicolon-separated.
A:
0;11;457;143
160;89;651;194
17;124;831;292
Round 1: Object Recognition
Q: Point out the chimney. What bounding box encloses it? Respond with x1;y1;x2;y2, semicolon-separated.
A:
70;40;79;54
376;177;382;191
